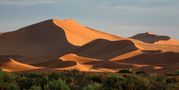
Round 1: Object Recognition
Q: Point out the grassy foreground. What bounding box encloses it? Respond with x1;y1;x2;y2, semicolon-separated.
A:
0;70;178;90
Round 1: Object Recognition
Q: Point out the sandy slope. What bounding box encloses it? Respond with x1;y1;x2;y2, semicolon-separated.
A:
59;53;98;63
114;51;179;73
2;59;41;72
0;19;178;73
154;39;179;45
53;19;121;46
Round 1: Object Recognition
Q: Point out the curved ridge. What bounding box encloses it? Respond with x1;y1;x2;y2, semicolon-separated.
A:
1;59;41;72
53;19;121;46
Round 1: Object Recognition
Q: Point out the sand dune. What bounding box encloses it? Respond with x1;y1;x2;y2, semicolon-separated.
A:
0;19;178;73
131;32;171;43
1;59;41;72
131;32;179;45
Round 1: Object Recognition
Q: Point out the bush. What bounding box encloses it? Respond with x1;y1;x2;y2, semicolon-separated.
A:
6;83;20;90
135;71;147;75
103;74;126;89
16;76;33;89
118;69;133;73
44;79;70;90
175;70;179;75
30;85;42;90
124;75;151;90
83;83;102;90
0;82;20;90
0;70;178;90
165;70;179;76
0;71;15;82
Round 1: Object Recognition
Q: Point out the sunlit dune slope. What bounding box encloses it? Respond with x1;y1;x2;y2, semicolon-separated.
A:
53;19;121;46
1;59;40;72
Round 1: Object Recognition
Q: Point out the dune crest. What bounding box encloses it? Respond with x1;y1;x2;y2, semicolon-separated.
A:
2;59;41;72
59;53;98;63
131;32;170;42
53;19;121;46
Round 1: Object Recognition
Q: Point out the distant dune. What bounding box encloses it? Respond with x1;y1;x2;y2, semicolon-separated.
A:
0;19;178;73
131;32;179;45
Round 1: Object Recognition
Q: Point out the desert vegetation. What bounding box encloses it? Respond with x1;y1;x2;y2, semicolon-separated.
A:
0;70;178;90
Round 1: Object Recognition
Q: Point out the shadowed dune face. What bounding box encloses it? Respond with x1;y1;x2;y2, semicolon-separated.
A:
33;59;77;68
0;19;178;73
85;61;135;69
118;51;179;64
73;39;139;60
0;55;25;65
0;19;78;57
114;51;179;73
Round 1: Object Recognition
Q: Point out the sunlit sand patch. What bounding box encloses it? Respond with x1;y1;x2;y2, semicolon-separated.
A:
153;66;164;70
2;59;43;72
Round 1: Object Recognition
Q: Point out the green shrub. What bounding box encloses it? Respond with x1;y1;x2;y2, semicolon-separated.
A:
30;85;42;90
6;83;20;90
0;82;19;90
44;79;70;90
83;83;102;90
0;71;15;82
0;71;178;90
85;74;104;83
16;76;33;89
125;75;151;90
175;70;179;75
103;74;126;89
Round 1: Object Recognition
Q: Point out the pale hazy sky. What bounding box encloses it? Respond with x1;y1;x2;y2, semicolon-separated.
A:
0;0;178;39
